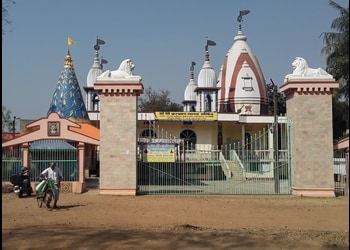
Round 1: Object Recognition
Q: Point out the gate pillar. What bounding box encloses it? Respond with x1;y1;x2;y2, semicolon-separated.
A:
74;142;86;193
281;61;338;197
21;142;30;167
94;63;143;195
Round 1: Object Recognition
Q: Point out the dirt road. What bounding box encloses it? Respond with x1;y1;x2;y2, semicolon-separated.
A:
2;190;349;250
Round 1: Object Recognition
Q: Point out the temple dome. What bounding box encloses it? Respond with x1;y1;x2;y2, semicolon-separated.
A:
217;30;268;114
184;67;197;101
197;51;217;88
87;50;103;87
47;50;91;123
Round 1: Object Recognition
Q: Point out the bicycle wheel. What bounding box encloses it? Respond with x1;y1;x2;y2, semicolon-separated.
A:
36;193;44;208
44;188;55;211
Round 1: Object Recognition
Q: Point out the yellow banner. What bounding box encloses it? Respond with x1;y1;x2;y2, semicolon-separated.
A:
155;112;217;121
67;37;75;46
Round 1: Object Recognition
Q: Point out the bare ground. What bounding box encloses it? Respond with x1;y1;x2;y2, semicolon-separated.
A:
2;186;349;250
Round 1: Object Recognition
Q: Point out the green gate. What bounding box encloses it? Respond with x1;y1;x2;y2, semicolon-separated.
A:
2;146;22;181
2;140;78;183
29;140;78;182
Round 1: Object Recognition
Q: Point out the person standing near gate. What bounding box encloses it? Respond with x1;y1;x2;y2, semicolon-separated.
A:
38;162;63;209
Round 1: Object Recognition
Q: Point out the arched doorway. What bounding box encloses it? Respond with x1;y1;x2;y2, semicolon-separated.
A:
180;129;197;149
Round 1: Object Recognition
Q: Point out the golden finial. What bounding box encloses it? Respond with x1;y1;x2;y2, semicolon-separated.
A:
64;51;73;68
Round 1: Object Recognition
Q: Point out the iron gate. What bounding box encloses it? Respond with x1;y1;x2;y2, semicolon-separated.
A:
2;140;78;183
136;123;292;195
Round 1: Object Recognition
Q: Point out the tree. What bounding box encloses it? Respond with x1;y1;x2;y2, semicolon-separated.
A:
266;82;286;116
2;0;15;38
332;97;349;140
320;0;349;101
2;106;12;133
320;0;349;139
138;87;183;112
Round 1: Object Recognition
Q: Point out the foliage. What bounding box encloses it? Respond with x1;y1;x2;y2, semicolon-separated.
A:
2;0;15;38
138;87;182;112
332;97;349;140
320;0;349;101
266;82;286;116
320;0;349;139
2;106;12;133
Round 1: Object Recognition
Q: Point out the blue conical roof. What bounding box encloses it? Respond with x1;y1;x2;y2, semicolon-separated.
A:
47;50;90;123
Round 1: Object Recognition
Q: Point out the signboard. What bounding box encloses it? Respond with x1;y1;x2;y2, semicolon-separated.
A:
155;112;217;121
142;143;176;163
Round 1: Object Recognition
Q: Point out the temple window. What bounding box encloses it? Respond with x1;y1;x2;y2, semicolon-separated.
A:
242;74;253;91
205;95;212;111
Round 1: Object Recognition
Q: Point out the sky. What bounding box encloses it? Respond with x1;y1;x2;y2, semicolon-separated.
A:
2;0;348;120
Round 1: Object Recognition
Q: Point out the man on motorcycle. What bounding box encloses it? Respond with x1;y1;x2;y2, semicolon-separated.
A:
21;166;29;179
20;167;33;193
10;166;33;197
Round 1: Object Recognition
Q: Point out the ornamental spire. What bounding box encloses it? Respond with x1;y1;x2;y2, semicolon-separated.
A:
237;10;250;31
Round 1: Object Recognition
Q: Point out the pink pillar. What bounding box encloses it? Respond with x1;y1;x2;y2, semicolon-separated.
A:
94;78;144;195
73;142;86;193
280;79;339;197
21;143;29;167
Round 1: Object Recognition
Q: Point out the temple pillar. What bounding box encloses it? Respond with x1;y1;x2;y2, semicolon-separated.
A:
94;70;143;195
21;143;30;167
74;142;86;193
280;78;338;197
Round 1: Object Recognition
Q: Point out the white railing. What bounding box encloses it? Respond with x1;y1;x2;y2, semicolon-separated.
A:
219;152;232;179
183;150;220;162
182;149;288;164
334;158;346;175
231;150;244;170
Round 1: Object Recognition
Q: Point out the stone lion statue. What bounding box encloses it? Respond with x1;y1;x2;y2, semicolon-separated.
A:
98;59;136;79
284;57;332;81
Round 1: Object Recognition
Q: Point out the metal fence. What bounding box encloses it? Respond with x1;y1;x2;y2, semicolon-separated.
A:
137;124;293;195
136;123;348;196
2;140;78;182
2;134;347;196
333;150;347;196
2;146;22;181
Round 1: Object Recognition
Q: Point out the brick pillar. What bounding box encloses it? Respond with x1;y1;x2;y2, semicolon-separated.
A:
280;79;338;197
94;77;143;195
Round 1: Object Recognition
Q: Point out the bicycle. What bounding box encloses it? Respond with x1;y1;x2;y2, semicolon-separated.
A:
36;177;56;211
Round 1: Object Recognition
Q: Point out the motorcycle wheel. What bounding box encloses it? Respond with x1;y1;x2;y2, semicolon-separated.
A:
26;187;32;196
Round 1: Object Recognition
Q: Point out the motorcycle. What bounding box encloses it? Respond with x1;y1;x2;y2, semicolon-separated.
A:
10;167;33;198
